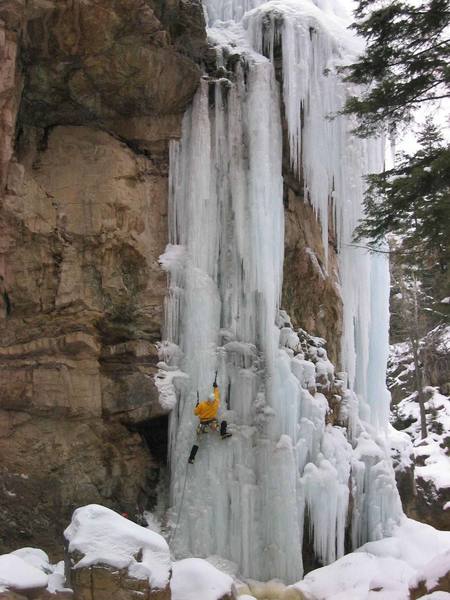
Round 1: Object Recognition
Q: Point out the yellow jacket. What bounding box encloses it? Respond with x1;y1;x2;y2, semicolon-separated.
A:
194;387;220;422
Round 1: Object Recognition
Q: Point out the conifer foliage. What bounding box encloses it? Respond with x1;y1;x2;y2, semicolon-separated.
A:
343;0;450;135
342;0;450;268
353;118;450;265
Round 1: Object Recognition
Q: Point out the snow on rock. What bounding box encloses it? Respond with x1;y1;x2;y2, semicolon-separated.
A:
10;547;51;573
393;386;450;508
155;365;189;411
64;504;171;589
389;326;450;515
47;561;71;594
0;553;48;593
418;550;450;592
389;424;414;472
358;519;450;574
171;558;234;600
1;548;71;595
292;517;450;600
294;550;414;600
412;389;450;491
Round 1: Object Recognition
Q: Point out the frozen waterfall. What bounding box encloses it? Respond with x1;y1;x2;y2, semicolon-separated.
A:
156;0;402;583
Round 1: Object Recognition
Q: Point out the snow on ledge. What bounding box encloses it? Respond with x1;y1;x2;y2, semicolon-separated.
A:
64;504;171;589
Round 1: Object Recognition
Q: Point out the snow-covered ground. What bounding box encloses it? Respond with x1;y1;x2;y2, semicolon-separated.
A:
0;506;235;600
2;506;450;600
293;518;450;600
396;388;450;494
388;331;450;512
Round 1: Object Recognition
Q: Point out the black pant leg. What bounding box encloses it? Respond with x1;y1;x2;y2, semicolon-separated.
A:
188;444;199;463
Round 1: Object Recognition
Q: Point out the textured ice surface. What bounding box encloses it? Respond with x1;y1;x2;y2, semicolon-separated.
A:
160;0;402;583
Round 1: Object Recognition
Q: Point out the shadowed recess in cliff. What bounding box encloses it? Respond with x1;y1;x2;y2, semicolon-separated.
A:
129;415;169;511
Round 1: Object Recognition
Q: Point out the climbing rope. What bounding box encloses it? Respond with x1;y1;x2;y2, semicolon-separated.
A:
168;374;218;547
168;458;190;547
168;386;200;546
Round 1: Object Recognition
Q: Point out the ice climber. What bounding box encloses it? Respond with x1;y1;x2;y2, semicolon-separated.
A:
188;381;232;464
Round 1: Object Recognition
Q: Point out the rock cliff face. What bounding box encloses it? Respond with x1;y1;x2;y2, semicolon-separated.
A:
283;182;342;367
0;0;205;556
0;0;345;557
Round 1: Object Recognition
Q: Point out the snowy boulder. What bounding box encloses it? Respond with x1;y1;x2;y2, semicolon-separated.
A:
171;558;234;600
0;552;72;599
410;550;450;599
0;548;72;599
64;505;171;599
0;554;48;596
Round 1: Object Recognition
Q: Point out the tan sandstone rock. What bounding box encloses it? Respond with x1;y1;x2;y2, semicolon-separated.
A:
0;0;204;556
70;564;170;600
18;0;204;131
0;12;22;190
283;186;343;367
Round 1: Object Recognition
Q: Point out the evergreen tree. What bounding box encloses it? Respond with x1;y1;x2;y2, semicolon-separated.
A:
344;2;450;440
342;0;450;136
353;117;450;266
342;0;450;268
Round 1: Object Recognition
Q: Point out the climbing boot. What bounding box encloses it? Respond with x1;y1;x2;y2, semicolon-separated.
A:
220;420;232;439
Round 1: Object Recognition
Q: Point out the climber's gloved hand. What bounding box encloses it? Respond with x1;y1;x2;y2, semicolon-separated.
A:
213;381;218;389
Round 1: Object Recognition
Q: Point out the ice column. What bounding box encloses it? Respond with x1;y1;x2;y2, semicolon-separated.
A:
245;1;389;418
159;0;402;584
164;57;307;582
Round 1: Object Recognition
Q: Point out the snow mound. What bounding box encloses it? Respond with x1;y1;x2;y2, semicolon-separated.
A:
64;504;171;589
10;547;51;573
0;554;48;593
171;558;234;600
293;518;450;600
3;548;71;594
419;550;450;592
